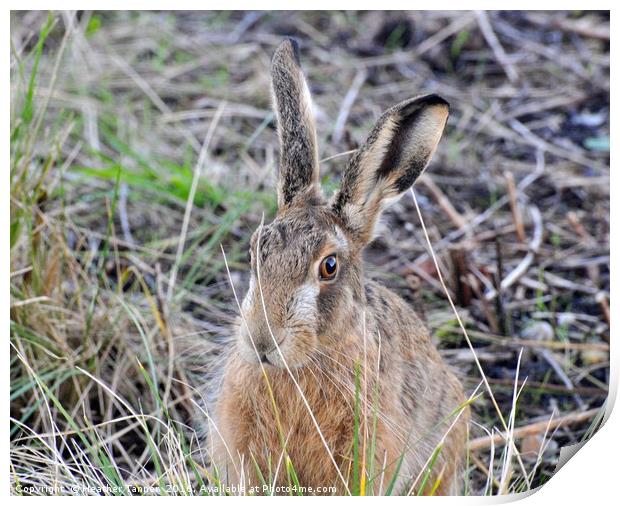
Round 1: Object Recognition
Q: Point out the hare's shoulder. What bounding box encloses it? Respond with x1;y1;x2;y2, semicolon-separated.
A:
364;279;453;376
364;279;429;348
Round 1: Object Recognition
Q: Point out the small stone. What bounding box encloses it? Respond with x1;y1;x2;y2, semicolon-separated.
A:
557;313;576;327
521;321;554;341
581;349;608;366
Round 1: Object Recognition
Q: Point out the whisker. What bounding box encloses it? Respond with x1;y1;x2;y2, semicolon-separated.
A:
305;355;354;411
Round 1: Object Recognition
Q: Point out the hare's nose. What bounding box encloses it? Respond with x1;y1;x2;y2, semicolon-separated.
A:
255;341;276;356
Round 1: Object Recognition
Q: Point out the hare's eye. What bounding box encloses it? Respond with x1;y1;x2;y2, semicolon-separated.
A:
319;255;338;281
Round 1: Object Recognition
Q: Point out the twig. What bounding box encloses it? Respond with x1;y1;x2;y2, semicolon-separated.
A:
469;408;600;451
567;211;596;247
505;172;526;243
498;92;588;122
493;18;593;81
539;349;587;410
485;205;543;301
509;118;605;172
414;12;477;58
227;11;263;44
467;273;500;333
472;377;607;396
419;175;468;229
595;292;610;328
526;12;610;41
543;271;598;295
493;234;506;333
340;13;476;69
449;245;472;306
332;69;367;144
462;329;610;353
475;11;519;84
319;149;357;164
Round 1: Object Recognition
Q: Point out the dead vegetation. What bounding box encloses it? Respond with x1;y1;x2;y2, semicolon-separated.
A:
10;10;609;495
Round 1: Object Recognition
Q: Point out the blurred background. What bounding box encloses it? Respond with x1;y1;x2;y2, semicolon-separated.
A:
10;11;610;495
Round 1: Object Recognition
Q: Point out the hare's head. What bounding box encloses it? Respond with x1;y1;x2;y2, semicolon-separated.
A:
236;39;449;368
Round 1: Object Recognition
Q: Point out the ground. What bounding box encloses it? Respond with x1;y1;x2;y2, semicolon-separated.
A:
10;10;610;495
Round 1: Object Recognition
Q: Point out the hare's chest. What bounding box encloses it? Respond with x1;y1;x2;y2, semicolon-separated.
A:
221;369;356;484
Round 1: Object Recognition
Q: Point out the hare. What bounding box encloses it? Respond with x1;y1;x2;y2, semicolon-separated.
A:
208;38;469;496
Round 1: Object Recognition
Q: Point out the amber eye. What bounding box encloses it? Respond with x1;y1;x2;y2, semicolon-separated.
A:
319;255;338;280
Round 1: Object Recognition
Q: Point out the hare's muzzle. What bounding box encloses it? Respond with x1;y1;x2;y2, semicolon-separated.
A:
236;277;319;369
237;317;286;366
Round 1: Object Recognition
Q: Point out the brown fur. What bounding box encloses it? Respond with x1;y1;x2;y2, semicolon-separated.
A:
207;39;469;496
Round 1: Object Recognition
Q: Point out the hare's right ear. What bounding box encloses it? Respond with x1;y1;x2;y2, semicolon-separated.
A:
271;38;320;209
331;95;449;245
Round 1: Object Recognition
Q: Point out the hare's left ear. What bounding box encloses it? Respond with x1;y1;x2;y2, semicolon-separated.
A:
271;38;320;209
332;94;449;245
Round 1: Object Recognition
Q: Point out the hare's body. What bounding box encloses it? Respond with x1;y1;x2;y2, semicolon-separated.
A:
208;39;468;495
216;280;467;494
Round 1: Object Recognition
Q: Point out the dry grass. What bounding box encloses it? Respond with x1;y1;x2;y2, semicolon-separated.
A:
10;10;609;495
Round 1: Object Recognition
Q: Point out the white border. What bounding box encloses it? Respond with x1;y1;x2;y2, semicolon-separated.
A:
4;5;616;503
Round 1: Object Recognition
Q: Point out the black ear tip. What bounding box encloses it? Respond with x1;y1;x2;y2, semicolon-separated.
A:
273;37;301;67
399;93;449;119
287;37;301;66
420;93;450;110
